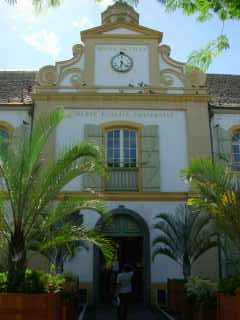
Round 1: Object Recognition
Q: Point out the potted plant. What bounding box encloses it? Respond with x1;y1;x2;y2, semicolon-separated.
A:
0;269;64;320
61;273;80;320
185;277;217;320
218;274;240;320
152;205;217;315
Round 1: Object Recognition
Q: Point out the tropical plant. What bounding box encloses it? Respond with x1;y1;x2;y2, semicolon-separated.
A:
39;211;88;273
183;159;240;253
0;108;113;291
0;268;68;293
185;277;217;307
218;273;240;295
152;205;217;279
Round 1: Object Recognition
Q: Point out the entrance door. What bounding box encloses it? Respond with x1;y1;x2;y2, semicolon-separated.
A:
99;236;144;304
94;211;151;306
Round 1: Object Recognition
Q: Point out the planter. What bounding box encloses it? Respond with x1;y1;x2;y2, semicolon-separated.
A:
217;290;240;320
167;279;186;315
193;306;216;320
182;298;194;320
61;299;75;320
0;293;61;320
61;299;80;320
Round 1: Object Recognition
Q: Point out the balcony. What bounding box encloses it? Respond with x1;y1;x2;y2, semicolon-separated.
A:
105;168;139;192
231;162;240;172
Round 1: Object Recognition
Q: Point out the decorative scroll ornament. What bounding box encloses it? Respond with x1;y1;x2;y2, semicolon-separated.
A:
160;44;171;57
185;67;206;87
159;71;174;88
37;65;57;86
72;44;84;57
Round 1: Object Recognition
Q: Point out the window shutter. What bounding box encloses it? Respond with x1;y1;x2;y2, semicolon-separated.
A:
82;124;103;192
141;125;160;192
214;126;232;164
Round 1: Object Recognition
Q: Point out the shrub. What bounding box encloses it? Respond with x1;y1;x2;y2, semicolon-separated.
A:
43;273;66;293
0;269;66;294
22;269;45;293
185;277;217;307
218;274;240;295
0;272;7;292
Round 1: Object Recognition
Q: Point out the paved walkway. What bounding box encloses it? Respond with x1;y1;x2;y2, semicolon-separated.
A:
85;305;165;320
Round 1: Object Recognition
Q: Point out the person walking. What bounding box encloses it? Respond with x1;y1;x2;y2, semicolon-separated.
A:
116;265;134;320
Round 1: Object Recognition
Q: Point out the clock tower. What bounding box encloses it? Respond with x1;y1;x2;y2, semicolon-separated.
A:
101;1;139;25
78;1;163;88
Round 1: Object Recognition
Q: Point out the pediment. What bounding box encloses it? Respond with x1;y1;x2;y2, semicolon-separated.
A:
81;22;163;42
103;28;142;35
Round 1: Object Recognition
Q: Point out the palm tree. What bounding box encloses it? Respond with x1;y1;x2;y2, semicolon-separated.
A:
0;108;113;291
40;211;93;273
152;205;217;279
183;158;240;254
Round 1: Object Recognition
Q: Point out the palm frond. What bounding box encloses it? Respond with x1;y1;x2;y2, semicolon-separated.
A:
42;198;106;229
183;158;240;250
152;235;177;254
192;239;218;263
152;204;217;277
152;247;177;263
0;109;110;281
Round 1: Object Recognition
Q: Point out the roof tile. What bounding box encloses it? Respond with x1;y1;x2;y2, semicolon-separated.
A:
0;71;240;107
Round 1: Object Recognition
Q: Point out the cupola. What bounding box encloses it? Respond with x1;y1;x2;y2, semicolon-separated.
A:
101;1;139;25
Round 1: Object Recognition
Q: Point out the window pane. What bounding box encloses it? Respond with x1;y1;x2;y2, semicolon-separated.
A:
232;133;240;165
0;129;9;142
114;130;120;149
232;145;240;153
107;128;137;169
234;154;240;162
108;137;113;148
124;129;129;139
232;132;240;142
130;148;136;158
123;129;137;168
108;131;113;139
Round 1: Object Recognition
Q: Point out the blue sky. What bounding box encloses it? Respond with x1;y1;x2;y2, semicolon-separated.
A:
1;0;239;74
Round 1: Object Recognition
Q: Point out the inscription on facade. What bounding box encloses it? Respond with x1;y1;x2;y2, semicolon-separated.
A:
97;46;147;53
69;110;175;120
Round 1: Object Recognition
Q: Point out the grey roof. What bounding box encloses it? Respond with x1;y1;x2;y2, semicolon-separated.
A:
0;71;36;104
207;73;240;107
0;71;240;107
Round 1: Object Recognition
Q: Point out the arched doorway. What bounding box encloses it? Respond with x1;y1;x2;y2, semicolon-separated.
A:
93;206;151;305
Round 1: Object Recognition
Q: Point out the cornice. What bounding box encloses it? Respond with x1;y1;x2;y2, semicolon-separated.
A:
0;103;32;110
33;92;209;103
211;108;240;115
56;191;193;202
81;22;163;43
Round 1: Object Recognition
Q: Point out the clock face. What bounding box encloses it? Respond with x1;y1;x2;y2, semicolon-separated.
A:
111;52;133;73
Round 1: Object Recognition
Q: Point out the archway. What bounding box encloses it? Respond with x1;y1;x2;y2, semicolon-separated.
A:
93;206;151;306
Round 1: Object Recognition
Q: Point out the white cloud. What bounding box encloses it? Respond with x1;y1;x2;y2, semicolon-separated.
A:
72;17;93;30
23;30;60;58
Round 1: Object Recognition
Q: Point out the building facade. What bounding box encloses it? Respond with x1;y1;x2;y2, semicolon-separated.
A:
1;2;240;305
